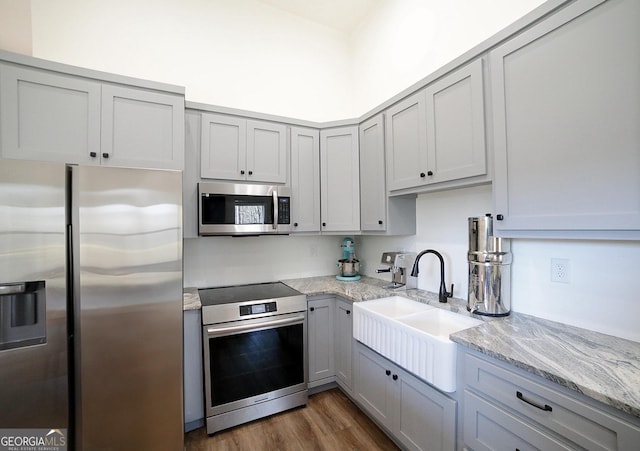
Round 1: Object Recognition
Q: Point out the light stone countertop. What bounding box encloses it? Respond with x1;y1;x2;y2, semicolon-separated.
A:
282;275;640;420
183;287;201;311
184;275;640;419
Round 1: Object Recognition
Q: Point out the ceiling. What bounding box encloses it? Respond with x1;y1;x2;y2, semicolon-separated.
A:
256;0;384;33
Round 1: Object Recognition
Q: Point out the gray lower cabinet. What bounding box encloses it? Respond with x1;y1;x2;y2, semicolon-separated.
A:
491;0;640;238
0;59;184;170
334;298;353;393
307;297;335;388
183;309;204;432
462;350;640;450
355;342;457;451
290;126;321;233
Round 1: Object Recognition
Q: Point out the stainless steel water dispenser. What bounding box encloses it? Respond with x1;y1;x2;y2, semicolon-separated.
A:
467;215;512;316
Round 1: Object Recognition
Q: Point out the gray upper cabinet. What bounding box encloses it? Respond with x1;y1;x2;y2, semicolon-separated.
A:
101;84;184;169
0;61;184;170
200;113;245;180
359;114;387;231
491;0;640;238
290;126;320;233
360;114;416;235
385;59;486;193
0;63;101;164
424;59;486;184
320;126;360;232
385;91;427;192
200;113;287;184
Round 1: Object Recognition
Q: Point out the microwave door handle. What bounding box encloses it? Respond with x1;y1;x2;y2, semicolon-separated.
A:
273;190;278;230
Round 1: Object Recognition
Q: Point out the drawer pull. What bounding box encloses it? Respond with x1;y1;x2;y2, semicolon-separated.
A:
516;391;552;412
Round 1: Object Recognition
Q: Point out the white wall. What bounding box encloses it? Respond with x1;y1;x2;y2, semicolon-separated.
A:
183;235;341;288
29;0;354;121
351;0;547;113
0;0;32;55
358;185;493;299
359;187;640;343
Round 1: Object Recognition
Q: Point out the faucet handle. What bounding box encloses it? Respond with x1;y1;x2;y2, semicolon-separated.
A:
448;283;454;298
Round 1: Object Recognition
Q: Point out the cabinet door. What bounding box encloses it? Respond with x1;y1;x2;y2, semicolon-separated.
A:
394;367;457;451
359;114;387;232
334;299;353;392
290;127;320;232
307;298;335;385
101;84;184;170
200;113;246;180
425;59;486;184
0;63;101;163
354;343;395;430
464;390;574;451
491;0;640;235
320;126;360;232
385;91;428;191
246;119;287;184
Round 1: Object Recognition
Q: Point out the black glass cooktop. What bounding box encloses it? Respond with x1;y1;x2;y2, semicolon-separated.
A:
199;282;302;306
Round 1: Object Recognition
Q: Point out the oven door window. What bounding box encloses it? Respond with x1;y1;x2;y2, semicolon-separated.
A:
208;323;304;407
201;195;274;225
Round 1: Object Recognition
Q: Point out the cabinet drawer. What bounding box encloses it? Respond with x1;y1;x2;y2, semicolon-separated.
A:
464;353;640;451
464;389;573;451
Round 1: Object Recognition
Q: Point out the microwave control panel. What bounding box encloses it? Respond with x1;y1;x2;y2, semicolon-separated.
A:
277;198;290;224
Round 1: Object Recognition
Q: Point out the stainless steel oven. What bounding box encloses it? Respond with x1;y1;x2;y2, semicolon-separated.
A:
198;182;291;236
199;282;307;434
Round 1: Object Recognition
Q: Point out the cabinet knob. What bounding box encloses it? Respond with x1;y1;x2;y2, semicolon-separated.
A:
378;220;383;225
293;222;298;227
346;310;351;315
322;222;326;227
420;172;426;178
248;170;253;175
240;170;245;175
392;374;398;380
309;307;315;312
427;170;433;176
102;153;109;159
385;370;391;376
89;152;97;158
496;214;504;221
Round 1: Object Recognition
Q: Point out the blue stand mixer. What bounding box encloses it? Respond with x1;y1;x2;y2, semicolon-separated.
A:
336;237;361;282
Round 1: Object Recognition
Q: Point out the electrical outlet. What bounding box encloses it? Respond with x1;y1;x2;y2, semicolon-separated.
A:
550;258;570;283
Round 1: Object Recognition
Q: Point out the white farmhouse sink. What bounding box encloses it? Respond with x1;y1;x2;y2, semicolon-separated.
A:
353;296;482;393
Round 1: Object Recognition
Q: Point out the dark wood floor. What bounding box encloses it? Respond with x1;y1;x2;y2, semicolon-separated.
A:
184;388;400;451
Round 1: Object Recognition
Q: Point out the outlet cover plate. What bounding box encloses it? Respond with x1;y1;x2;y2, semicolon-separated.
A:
551;258;570;283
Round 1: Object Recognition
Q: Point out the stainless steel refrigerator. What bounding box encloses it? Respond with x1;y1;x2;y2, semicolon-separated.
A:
0;159;183;450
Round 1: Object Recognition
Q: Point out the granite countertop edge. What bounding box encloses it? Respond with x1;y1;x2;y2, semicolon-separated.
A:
184;275;640;420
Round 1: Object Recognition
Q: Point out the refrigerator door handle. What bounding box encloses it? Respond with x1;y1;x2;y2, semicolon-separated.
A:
0;283;26;295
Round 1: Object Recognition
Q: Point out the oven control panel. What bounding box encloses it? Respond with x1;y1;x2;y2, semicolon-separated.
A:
239;301;277;316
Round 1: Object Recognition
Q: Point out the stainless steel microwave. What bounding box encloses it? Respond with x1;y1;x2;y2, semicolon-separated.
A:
198;182;291;236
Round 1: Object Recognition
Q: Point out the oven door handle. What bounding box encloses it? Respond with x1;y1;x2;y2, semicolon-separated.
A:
206;314;304;337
